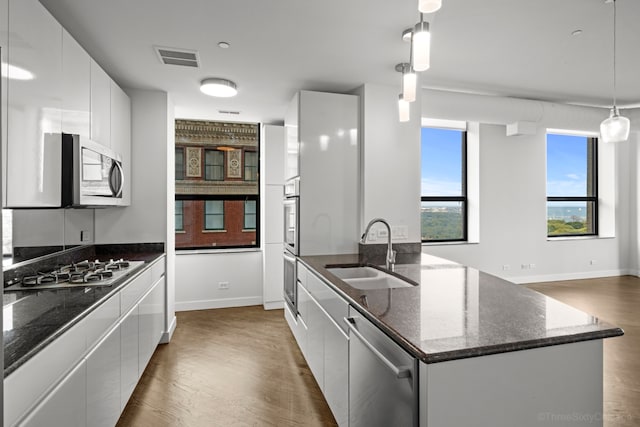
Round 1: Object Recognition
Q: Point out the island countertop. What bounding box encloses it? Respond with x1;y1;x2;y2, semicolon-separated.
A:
300;252;624;364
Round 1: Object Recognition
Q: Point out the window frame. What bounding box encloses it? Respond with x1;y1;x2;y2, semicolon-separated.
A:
243;199;257;230
420;128;468;243
244;151;258;182
546;135;598;238
175;200;184;231
204;149;225;181
204;200;225;231
175;148;185;180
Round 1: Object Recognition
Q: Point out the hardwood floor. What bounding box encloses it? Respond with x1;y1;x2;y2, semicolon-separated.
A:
116;306;337;427
118;276;639;427
528;276;640;427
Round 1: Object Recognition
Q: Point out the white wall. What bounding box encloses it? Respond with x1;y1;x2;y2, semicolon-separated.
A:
94;89;176;338
357;83;422;242
175;251;263;311
420;89;633;283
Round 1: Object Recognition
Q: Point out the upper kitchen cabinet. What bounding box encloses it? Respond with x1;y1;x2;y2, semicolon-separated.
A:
284;93;299;180
90;59;111;148
5;0;63;207
62;29;90;137
1;0;8;205
110;81;131;205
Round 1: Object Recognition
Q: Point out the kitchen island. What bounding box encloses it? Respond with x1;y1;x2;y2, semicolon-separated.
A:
295;252;623;427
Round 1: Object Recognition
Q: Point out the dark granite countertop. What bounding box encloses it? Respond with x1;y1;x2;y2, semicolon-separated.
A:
300;252;624;364
3;244;165;377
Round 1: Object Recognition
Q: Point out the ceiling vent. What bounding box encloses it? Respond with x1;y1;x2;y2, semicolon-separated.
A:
154;46;200;68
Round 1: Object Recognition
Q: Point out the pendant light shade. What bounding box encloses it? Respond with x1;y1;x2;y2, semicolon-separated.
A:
402;64;417;103
413;19;431;71
600;0;630;142
419;0;442;13
398;94;410;122
601;107;630;143
200;78;238;97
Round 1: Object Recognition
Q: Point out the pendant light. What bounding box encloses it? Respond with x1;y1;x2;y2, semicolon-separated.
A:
413;14;431;72
398;94;410;122
397;62;416;103
419;0;442;14
600;0;630;143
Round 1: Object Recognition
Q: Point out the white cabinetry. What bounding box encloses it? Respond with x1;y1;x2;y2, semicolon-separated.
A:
292;264;349;426
20;361;87;427
62;29;90;137
285;91;359;256
120;306;139;410
5;0;62;207
86;324;121;427
110;81;132;205
90;59;111;148
138;277;165;372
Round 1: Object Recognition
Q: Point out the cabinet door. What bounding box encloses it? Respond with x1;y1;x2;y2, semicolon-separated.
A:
62;29;90;137
305;288;325;390
6;0;62;207
21;361;87;427
139;278;164;375
324;319;349;427
86;325;121;427
90;59;111;147
1;0;8;205
110;81;131;205
120;306;139;411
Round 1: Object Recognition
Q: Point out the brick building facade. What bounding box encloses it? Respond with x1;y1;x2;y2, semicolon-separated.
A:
175;120;259;249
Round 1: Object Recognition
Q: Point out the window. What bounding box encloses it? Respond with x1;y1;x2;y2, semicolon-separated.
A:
175;120;260;250
175;148;184;180
546;133;597;237
205;150;224;181
204;200;225;230
244;151;258;181
421;127;467;242
244;200;257;229
175;201;184;231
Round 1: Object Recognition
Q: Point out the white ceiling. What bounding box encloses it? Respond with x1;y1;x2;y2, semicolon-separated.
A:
39;0;640;125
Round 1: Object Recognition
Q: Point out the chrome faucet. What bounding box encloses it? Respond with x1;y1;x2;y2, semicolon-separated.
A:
360;218;396;271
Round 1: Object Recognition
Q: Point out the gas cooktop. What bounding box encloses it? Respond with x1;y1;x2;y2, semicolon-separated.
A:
4;259;145;291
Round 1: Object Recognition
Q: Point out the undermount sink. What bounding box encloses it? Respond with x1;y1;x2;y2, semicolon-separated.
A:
326;265;415;290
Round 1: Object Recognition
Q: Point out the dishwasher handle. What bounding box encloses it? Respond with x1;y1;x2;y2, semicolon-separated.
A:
344;317;412;379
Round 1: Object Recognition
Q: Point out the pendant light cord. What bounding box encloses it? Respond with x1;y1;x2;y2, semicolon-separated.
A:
612;0;617;107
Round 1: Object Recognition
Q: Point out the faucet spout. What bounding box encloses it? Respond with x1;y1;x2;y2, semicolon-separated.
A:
361;218;396;271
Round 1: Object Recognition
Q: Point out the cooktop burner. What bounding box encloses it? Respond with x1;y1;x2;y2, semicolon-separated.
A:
4;259;145;291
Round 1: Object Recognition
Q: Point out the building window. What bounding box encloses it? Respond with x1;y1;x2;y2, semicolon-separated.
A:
205;150;224;181
175;148;185;180
204;200;225;230
175;120;260;250
546;133;597;237
421;127;467;242
244;200;257;229
244;151;258;181
175;201;184;231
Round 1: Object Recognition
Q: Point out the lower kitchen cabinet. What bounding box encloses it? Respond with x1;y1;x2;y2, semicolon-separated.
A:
20;361;87;427
303;285;325;387
323;317;348;427
120;306;139;411
86;324;121;427
138;277;165;373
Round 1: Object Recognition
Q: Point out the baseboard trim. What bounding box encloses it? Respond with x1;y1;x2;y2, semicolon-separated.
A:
263;301;284;310
507;269;631;284
160;315;177;344
175;296;263;312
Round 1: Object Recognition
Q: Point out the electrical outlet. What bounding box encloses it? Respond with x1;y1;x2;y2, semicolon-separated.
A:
521;264;529;270
366;231;377;242
377;228;389;238
502;265;510;271
590;260;597;265
392;225;409;240
218;281;229;290
80;230;92;242
529;264;536;269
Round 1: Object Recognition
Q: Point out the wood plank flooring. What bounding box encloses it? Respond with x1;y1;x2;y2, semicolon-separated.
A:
118;276;640;427
116;306;337;427
528;276;640;427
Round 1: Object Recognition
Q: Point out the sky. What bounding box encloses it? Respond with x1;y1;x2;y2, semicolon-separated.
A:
421;128;590;198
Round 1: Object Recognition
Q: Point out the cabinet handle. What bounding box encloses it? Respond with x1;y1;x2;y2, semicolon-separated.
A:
344;317;412;379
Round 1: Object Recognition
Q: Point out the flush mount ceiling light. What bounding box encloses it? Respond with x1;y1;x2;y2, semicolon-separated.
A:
419;0;442;13
200;78;238;97
600;0;630;143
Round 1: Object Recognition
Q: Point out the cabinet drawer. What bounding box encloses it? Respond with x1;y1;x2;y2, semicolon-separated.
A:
120;266;152;314
307;271;349;334
297;261;308;288
84;293;120;351
150;256;165;284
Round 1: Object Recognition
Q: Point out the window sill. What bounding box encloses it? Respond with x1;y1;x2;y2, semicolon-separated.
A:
242;229;256;233
175;230;186;234
547;235;614;241
422;241;479;247
176;247;262;255
201;229;227;233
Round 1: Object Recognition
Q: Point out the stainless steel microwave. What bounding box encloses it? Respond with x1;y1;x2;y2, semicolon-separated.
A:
62;133;124;207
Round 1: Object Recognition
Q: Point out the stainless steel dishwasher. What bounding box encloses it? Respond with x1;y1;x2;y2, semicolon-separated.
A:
345;307;418;427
